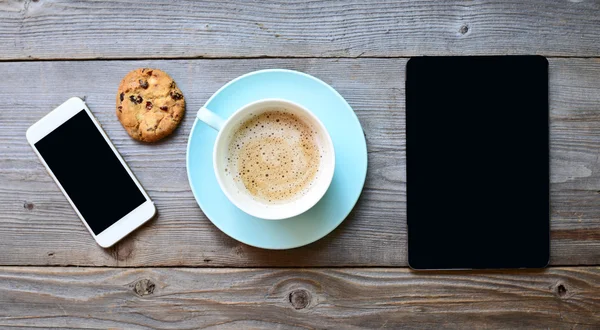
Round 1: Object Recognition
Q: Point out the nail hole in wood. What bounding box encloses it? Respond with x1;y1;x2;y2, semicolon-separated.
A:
133;279;155;296
557;284;567;297
289;289;310;309
23;201;34;210
459;24;469;35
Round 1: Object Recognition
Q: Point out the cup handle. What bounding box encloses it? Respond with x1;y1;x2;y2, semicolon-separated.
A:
197;106;225;131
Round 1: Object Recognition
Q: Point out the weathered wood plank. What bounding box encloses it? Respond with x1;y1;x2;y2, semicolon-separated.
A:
1;0;599;60
0;58;599;267
0;267;598;329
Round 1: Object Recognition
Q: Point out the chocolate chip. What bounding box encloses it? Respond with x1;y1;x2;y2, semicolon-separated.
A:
169;81;176;88
146;101;153;110
118;106;122;113
146;70;153;76
129;95;143;104
120;92;124;102
170;91;183;100
160;106;168;111
139;80;149;89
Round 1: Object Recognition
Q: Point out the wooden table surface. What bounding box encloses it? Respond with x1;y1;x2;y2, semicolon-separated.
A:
1;1;599;328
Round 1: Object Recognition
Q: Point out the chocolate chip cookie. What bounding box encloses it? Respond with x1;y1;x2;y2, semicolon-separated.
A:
116;68;185;142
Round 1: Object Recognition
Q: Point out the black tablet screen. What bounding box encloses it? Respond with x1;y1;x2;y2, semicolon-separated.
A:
406;56;549;269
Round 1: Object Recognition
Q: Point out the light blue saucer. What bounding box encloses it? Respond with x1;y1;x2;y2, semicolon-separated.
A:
186;69;367;249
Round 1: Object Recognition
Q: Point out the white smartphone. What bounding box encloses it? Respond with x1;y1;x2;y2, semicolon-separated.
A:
26;97;156;248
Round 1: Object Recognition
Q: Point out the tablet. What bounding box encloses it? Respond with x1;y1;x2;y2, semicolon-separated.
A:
406;56;549;269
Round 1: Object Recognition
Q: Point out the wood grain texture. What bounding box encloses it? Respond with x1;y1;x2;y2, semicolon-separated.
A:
0;266;599;329
0;58;599;267
1;0;600;60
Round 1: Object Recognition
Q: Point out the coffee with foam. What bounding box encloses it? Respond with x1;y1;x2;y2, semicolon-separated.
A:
225;109;323;204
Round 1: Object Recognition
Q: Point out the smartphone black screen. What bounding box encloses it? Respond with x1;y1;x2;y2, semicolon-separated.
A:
35;110;146;235
406;56;549;269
